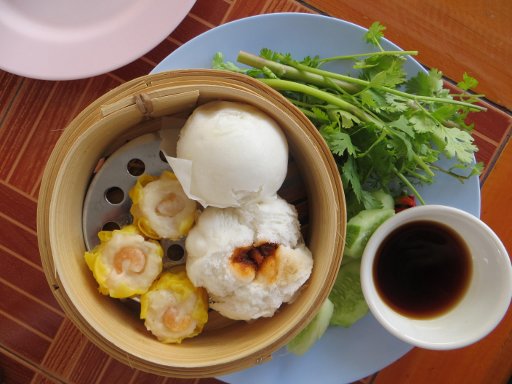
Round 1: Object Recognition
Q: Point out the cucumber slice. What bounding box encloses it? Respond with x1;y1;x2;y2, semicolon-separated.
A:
329;259;368;327
370;189;394;209
344;208;395;259
287;298;334;355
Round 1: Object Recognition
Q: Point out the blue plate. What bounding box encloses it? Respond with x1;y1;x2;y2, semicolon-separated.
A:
152;13;480;384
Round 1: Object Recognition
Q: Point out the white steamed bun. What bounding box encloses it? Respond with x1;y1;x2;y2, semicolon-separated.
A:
185;195;313;320
165;101;289;208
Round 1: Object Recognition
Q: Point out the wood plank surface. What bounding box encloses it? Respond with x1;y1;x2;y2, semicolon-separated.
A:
307;0;512;110
0;0;510;383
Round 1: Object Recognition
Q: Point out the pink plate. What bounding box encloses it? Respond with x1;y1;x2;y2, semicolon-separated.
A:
0;0;196;80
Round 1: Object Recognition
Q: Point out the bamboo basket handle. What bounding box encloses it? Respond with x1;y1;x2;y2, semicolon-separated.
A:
100;88;200;119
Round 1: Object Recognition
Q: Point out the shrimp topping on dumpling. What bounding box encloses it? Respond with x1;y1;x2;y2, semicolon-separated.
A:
84;225;163;298
129;171;197;240
140;270;208;343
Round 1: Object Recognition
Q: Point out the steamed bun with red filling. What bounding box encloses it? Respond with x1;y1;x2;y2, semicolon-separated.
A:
166;101;289;208
185;195;313;321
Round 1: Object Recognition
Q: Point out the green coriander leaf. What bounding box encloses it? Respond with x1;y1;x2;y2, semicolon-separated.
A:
389;115;415;137
301;55;321;68
360;55;406;88
344;190;365;220
405;71;431;96
320;119;358;157
470;161;484;177
259;48;275;60
384;94;409;113
417;142;440;164
457;73;479;91
359;89;387;112
327;131;357;157
211;52;246;73
368;70;388;87
211;52;224;68
361;190;383;210
311;106;330;122
428;68;445;94
410;111;438;133
364;140;396;186
337;110;361;129
364;21;386;48
377;61;406;88
431;104;459;124
405;68;444;96
436;126;477;164
360;89;378;109
389;129;415;162
360;192;380;210
341;157;364;203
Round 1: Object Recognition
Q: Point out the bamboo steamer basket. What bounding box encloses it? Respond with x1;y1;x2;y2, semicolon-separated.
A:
37;69;346;378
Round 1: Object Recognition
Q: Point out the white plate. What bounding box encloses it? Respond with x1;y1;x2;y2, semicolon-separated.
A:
0;0;196;80
152;13;481;384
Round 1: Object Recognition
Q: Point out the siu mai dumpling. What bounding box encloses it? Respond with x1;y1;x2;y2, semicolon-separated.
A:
129;171;197;240
140;270;208;343
84;225;163;298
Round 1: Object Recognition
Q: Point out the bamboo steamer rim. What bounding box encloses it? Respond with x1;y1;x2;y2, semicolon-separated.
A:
37;69;346;377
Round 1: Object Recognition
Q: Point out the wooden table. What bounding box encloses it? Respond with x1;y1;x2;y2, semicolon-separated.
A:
1;1;510;383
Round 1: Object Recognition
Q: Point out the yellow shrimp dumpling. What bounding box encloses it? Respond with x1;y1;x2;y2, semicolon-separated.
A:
84;225;163;298
140;270;208;343
129;171;197;240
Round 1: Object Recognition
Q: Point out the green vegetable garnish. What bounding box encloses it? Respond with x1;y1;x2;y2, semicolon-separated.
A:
287;298;334;355
212;21;484;206
329;259;368;327
344;208;395;259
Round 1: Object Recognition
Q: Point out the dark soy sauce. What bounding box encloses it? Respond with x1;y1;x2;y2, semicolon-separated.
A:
373;220;472;319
